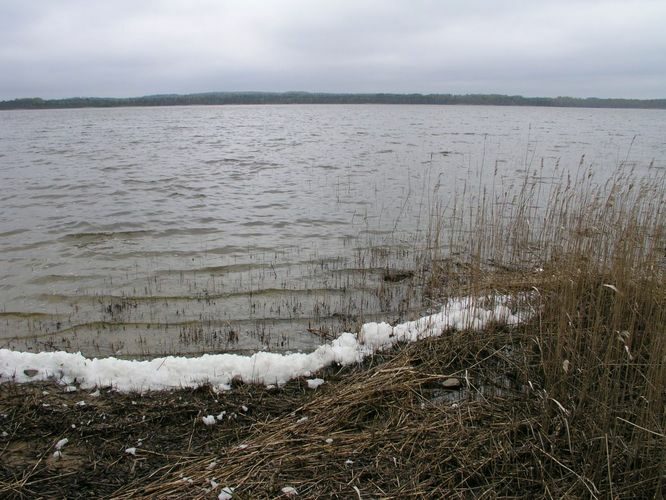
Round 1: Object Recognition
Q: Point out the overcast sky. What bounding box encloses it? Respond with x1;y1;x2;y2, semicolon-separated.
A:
1;0;665;100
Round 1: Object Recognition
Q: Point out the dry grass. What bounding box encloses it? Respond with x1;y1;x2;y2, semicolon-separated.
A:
114;330;539;498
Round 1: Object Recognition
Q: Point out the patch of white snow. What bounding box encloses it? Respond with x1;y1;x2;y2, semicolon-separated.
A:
306;378;325;389
218;486;235;499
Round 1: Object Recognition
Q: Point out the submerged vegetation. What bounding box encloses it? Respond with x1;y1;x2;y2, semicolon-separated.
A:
1;161;664;497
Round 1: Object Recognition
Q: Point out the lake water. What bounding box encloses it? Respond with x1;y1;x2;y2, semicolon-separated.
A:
1;104;664;357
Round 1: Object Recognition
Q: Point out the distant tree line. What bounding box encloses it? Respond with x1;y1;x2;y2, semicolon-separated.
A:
1;92;665;110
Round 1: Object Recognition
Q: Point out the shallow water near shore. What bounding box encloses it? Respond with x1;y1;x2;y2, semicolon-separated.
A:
1;104;664;356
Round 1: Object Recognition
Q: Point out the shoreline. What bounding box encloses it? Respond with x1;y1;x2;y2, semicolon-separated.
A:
1;163;663;497
0;295;524;393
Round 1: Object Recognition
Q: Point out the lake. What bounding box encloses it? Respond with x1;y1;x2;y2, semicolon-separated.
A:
1;104;664;357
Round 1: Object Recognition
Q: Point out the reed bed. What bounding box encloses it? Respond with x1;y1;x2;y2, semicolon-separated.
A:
112;164;665;498
2;162;664;498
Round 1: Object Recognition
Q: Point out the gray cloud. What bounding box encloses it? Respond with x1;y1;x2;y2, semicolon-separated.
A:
1;0;665;99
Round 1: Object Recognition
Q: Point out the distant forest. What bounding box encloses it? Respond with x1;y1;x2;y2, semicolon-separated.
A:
1;91;665;110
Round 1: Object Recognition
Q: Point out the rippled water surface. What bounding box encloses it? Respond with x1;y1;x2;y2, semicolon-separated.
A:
1;105;664;356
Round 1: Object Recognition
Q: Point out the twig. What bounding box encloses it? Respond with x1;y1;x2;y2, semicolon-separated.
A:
616;417;665;438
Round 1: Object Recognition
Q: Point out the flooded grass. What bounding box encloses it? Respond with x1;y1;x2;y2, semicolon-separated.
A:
1;241;428;357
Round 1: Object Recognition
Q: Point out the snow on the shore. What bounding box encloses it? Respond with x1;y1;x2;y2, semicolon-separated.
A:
55;438;69;450
281;486;298;496
0;296;524;393
218;487;235;500
306;378;325;389
202;415;216;426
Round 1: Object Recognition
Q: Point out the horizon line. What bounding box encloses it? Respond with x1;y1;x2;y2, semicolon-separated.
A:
3;90;666;102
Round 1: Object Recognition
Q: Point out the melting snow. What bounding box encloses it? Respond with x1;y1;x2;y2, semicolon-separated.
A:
281;486;298;496
218;486;235;499
55;438;68;450
0;296;525;393
306;378;325;389
202;415;216;426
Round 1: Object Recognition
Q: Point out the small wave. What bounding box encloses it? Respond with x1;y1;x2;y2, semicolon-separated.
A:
30;193;67;200
2;240;53;252
101;245;251;259
25;184;60;191
158;261;280;275
241;220;273;227
27;274;104;285
59;230;151;244
154;227;220;237
254;203;286;210
0;311;59;319
358;229;395;236
27;286;352;305
0;228;30;238
122;178;160;186
294;218;347;227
